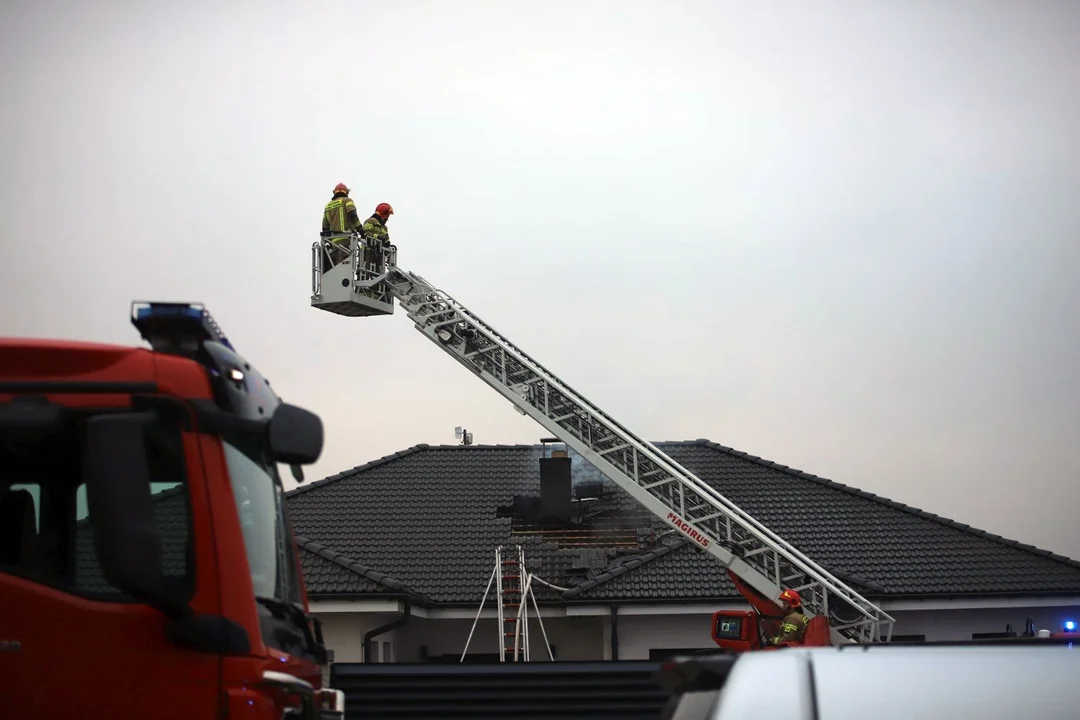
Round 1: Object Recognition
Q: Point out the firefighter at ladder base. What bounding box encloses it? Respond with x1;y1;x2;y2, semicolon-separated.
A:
361;202;394;275
769;589;810;645
321;183;364;270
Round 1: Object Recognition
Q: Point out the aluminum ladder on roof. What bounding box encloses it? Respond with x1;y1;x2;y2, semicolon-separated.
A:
461;545;554;662
327;261;895;644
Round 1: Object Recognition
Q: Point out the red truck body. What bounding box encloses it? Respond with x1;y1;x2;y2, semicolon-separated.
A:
710;569;833;652
0;304;342;719
710;570;1078;652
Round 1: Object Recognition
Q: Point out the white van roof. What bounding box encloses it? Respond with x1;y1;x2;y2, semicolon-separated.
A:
705;643;1080;719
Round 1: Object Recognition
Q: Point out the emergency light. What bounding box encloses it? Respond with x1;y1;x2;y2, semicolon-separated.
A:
131;301;236;357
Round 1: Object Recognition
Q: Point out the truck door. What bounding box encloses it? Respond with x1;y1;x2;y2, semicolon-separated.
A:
0;403;220;720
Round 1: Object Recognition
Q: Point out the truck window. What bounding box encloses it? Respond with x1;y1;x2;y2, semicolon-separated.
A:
219;427;314;660
0;409;193;602
220;428;301;605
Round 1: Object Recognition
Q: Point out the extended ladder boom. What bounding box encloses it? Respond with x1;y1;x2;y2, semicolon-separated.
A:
378;267;894;644
309;242;894;644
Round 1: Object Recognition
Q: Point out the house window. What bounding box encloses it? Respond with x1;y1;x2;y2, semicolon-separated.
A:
380;640;394;663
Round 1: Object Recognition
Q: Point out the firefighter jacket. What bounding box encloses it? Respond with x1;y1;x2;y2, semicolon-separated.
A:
771;610;810;645
323;194;363;238
362;214;390;246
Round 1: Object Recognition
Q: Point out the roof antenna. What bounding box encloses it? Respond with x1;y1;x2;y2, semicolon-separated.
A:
454;426;474;446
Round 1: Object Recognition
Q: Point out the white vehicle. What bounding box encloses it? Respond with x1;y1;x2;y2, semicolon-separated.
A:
653;641;1080;719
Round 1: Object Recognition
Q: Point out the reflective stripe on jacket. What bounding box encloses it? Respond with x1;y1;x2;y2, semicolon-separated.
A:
772;610;809;645
323;195;361;238
362;214;389;245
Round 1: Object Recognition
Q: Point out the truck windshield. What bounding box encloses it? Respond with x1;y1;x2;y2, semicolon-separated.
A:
221;430;301;606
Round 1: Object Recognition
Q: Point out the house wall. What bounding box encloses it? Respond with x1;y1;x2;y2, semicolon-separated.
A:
313;611;401;663
315;611;605;664
613;614;717;660
395;616;605;661
314;602;1080;665
887;605;1078;642
611;603;1080;659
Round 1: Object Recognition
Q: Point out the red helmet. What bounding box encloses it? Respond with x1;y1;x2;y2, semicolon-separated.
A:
333;182;350;195
779;589;801;609
375;202;394;218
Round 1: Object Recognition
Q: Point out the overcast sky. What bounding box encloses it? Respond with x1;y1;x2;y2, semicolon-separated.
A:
3;0;1078;562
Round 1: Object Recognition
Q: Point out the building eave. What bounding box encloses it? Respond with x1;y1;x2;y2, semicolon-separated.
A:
307;591;1080;616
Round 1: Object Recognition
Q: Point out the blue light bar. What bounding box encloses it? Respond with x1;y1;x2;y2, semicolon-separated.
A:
134;304;204;323
130;301;235;355
1066;620;1076;632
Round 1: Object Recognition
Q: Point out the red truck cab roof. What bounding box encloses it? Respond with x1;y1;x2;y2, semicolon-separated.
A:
0;337;214;402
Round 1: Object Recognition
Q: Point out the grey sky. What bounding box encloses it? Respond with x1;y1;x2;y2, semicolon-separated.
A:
3;1;1078;562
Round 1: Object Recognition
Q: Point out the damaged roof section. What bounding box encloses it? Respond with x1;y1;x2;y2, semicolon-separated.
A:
285;440;1080;605
495;452;659;550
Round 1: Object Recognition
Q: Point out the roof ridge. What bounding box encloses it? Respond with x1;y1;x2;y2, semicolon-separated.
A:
285;443;432;498
693;439;1080;571
562;536;689;599
416;443;550;450
294;534;425;598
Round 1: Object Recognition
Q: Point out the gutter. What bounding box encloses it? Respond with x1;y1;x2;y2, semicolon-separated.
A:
363;601;412;663
310;591;431;607
310;590;1080;611
609;604;619;660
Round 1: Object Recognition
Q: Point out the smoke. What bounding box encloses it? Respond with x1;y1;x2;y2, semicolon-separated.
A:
540;443;652;523
565;446;616;494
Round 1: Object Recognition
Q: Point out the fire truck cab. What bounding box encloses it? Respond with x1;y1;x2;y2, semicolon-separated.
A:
711;609;833;652
0;302;344;719
709;570;836;652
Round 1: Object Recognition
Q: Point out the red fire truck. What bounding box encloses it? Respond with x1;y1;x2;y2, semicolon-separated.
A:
709;570;833;651
709;570;1078;652
0;302;344;719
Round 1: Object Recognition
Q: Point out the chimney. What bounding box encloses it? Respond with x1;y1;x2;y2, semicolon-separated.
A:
539;455;572;520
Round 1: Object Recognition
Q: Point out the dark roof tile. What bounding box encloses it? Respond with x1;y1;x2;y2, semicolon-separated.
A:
295;536;425;598
285;441;1080;603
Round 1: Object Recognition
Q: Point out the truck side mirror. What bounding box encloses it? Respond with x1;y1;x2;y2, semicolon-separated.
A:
268;403;323;466
83;412;187;620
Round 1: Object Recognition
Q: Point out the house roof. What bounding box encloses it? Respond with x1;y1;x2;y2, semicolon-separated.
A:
284;440;1080;606
295;535;423;599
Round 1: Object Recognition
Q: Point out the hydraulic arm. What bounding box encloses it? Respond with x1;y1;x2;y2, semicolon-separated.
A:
310;238;895;644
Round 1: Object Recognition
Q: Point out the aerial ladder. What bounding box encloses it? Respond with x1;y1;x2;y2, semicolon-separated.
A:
310;234;896;645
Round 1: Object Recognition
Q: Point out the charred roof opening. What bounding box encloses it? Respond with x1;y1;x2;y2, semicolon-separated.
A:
496;443;656;549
